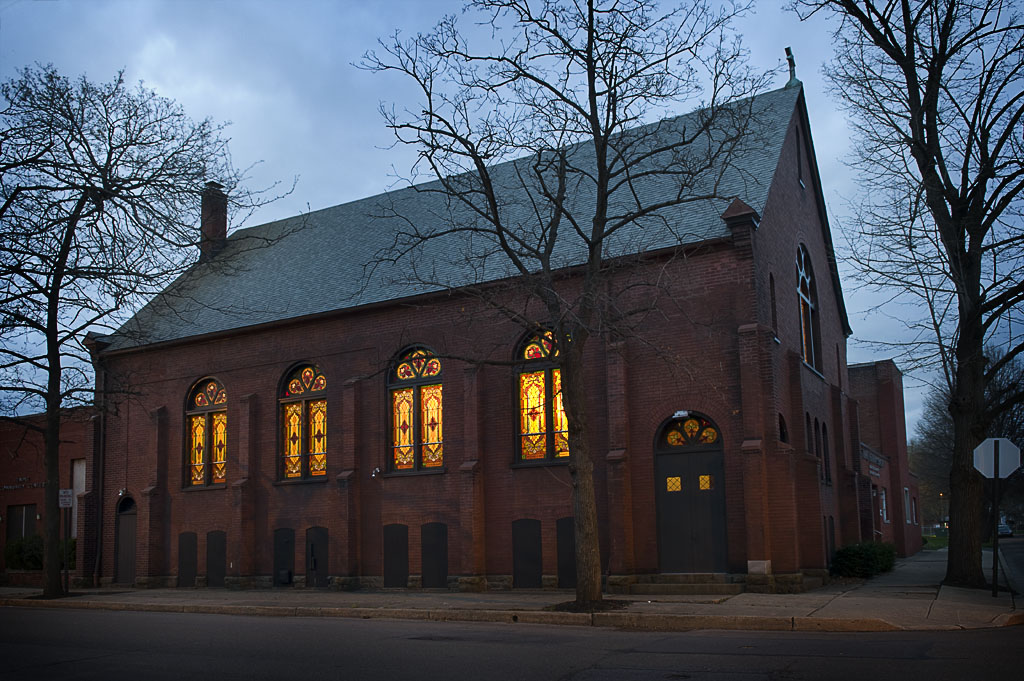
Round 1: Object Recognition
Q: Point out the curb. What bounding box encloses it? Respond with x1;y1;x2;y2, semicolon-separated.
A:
0;597;971;632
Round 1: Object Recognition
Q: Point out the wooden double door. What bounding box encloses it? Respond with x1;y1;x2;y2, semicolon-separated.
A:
654;414;727;573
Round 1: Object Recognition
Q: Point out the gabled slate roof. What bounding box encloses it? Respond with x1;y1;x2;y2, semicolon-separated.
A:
108;86;805;351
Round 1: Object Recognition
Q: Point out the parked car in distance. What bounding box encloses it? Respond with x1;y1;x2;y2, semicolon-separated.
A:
997;524;1013;537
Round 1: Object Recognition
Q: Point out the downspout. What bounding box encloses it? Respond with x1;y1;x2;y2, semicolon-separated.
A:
85;333;109;587
92;362;106;587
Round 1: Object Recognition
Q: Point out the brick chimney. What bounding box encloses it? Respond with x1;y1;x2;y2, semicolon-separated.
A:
200;181;227;262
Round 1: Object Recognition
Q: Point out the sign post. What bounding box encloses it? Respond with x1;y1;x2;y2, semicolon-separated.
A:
972;438;1021;598
58;489;73;595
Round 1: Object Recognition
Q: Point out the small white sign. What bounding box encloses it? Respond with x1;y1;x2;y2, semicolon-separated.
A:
58;488;73;509
973;438;1021;479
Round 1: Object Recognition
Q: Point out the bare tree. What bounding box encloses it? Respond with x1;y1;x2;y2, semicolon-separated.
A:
0;65;282;597
794;0;1024;586
364;0;768;605
911;353;1024;527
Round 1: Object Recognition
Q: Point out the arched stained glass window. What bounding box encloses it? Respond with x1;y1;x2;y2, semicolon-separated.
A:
389;347;443;472
659;413;720;449
796;245;821;369
186;378;227;487
280;365;328;480
517;331;569;461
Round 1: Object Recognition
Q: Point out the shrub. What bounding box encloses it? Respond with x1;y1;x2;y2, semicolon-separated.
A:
3;535;44;570
831;542;896;578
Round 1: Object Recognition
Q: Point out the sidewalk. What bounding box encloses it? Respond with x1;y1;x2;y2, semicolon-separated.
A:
2;549;1021;632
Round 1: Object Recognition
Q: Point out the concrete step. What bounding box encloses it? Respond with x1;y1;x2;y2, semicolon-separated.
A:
634;573;732;585
628;582;745;596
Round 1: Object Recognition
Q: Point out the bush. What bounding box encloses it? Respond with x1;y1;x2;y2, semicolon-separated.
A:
831;542;896;578
3;536;75;570
4;535;44;570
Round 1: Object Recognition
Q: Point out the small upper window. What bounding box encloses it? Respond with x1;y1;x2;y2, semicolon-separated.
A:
186;378;227;487
280;364;328;480
822;423;832;483
389;347;443;472
517;331;569;462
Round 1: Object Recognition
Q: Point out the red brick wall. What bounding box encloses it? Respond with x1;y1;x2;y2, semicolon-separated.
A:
91;93;889;585
849;361;921;556
0;408;93;577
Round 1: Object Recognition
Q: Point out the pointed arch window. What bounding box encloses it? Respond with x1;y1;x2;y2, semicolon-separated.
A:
186;378;227;487
517;331;569;462
389;347;443;472
280;365;328;480
796;245;821;369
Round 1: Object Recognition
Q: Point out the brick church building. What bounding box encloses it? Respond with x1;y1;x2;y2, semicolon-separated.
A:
33;81;920;592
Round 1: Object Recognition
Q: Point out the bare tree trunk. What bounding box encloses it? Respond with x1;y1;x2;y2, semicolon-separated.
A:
560;342;603;603
945;317;988;587
43;362;64;598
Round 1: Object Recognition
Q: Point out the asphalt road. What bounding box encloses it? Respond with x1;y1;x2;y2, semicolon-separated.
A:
2;607;1022;681
999;535;1024;589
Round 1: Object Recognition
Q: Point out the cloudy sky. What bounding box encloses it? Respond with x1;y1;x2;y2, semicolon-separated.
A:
0;0;928;431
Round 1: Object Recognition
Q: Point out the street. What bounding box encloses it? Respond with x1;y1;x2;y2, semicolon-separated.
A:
999;535;1024;586
1;606;1021;681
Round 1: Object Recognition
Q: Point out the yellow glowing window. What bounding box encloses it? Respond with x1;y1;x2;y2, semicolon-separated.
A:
279;365;328;480
389;347;443;472
189;415;206;485
420;384;443;467
212;412;227;483
520;370;547;460
518;332;569;461
186;378;227;487
392;387;415;469
283;402;302;478
699;475;713;491
309;399;327;476
666;476;681;492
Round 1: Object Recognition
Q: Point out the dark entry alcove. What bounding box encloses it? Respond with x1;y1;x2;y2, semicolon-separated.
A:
512;518;542;588
115;497;137;585
306;526;329;588
177;532;197;587
382;524;409;588
654;412;728;573
556;517;576;589
420;522;448;588
273;527;295;586
206;530;226;587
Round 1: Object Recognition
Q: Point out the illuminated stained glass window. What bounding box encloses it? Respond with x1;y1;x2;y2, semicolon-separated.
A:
389;347;443;472
279;364;328;480
185;378;227;487
661;412;721;450
517;331;569;462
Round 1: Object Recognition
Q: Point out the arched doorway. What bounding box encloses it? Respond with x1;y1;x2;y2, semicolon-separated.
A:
115;497;137;584
654;412;727;572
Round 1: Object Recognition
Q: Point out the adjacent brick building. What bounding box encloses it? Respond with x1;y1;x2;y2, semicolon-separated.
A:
0;408;92;585
59;82;919;592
